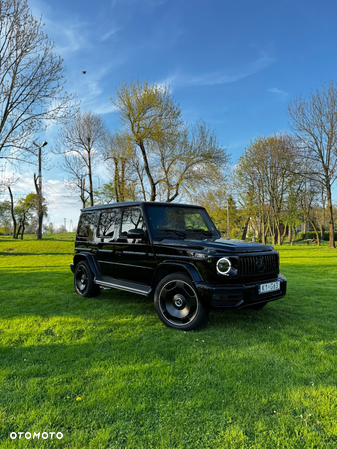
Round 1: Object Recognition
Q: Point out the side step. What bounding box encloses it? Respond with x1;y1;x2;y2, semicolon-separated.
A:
95;276;152;297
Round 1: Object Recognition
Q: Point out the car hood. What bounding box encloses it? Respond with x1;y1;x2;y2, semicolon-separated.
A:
153;237;275;254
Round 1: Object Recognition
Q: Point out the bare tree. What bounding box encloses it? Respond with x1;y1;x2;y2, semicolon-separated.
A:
56;111;106;207
288;81;337;248
0;0;76;163
234;134;297;245
152;121;229;202
297;177;322;245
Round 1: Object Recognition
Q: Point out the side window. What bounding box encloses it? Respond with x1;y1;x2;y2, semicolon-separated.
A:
120;208;145;238
77;212;97;241
97;209;119;240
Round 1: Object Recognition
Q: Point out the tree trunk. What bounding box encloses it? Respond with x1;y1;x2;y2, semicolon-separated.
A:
261;221;266;245
241;217;250;240
288;225;292;243
291;227;297;246
280;224;288;245
34;173;43;240
276;221;282;245
88;157;94;207
16;224;22;239
271;222;276;246
114;159;120;202
8;186;17;239
139;140;156;201
326;182;335;248
320;224;324;241
307;217;320;246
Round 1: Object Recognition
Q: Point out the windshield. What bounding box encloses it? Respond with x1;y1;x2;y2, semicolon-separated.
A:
145;205;220;240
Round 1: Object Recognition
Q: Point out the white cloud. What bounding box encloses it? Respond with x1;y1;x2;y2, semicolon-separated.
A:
172;53;276;87
268;87;288;99
1;169;82;228
101;27;123;42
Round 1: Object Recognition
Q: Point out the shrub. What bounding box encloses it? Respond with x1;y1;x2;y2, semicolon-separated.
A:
297;230;337;240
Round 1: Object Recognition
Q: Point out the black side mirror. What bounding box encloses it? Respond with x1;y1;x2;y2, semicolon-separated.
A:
127;228;146;239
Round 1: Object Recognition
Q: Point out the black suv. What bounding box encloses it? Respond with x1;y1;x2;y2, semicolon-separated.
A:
71;202;286;330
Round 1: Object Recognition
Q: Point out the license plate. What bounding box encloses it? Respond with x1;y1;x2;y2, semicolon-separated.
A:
258;281;280;294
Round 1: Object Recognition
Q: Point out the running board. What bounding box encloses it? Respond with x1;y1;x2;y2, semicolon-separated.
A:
95;276;151;297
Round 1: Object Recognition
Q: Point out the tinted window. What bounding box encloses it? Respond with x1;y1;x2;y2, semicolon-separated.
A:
98;209;119;238
121;208;145;236
146;206;219;239
77;212;97;241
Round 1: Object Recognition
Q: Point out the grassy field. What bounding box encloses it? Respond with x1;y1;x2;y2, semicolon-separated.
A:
0;235;337;448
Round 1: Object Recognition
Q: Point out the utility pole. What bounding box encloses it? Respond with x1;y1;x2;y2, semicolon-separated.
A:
227;199;230;240
33;141;48;240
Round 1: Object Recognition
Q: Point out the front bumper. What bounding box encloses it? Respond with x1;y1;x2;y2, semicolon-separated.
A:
195;274;287;309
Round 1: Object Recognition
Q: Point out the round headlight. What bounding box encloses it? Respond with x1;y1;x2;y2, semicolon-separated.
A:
216;257;231;275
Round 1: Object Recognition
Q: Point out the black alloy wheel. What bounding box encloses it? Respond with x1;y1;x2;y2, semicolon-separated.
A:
74;260;100;297
154;273;208;330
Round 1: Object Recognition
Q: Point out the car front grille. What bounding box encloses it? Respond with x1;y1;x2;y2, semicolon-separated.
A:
239;254;279;277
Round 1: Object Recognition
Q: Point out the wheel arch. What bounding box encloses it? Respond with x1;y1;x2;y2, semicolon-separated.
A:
151;262;202;292
73;253;100;279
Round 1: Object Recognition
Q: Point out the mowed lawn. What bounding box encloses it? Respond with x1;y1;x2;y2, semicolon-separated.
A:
0;235;337;448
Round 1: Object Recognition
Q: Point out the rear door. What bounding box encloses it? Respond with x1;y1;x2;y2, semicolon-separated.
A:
95;208;120;277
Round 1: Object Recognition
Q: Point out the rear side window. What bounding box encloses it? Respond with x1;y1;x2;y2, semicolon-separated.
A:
120;208;145;236
77;212;97;241
97;209;119;238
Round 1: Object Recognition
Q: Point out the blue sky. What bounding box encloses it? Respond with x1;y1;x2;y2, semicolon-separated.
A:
6;0;337;228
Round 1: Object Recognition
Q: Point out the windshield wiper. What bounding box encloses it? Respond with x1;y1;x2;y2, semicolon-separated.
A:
159;229;187;238
187;229;214;236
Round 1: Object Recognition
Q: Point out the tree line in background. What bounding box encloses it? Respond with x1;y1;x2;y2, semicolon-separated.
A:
1;1;337;247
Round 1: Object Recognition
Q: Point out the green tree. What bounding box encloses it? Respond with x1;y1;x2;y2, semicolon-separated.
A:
101;132;137;203
0;200;11;234
15;193;47;239
111;80;229;202
197;189;243;238
111;80;181;201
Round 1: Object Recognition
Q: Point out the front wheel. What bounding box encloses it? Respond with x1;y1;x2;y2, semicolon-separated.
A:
74;260;100;297
154;273;208;330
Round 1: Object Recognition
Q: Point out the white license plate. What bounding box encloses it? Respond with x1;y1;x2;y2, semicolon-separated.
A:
258;281;280;294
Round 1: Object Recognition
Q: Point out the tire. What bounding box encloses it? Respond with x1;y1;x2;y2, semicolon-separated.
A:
249;302;267;310
74;260;100;297
154;273;208;330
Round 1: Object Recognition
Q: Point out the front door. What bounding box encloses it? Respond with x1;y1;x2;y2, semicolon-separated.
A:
114;207;156;285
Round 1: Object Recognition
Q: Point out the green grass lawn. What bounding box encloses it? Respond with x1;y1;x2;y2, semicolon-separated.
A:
0;235;337;448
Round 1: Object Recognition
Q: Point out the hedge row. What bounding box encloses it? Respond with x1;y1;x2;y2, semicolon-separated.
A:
297;231;337;240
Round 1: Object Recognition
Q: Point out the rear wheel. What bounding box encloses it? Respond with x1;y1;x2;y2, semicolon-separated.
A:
154;273;208;330
74;260;100;297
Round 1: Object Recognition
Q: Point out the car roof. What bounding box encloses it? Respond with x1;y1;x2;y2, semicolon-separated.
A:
81;201;205;212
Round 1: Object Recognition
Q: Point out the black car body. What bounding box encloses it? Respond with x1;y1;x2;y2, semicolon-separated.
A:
71;201;287;330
